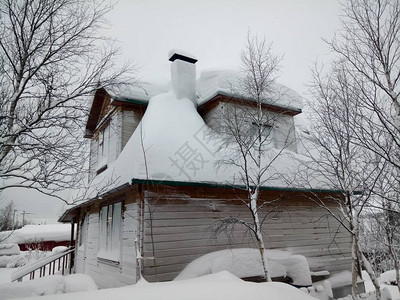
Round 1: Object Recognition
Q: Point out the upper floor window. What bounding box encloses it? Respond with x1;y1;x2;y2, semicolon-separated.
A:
97;124;111;172
249;121;273;141
98;201;122;263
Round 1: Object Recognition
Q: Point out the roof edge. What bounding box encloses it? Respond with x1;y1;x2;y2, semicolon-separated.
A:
198;91;302;115
59;179;361;222
131;178;358;194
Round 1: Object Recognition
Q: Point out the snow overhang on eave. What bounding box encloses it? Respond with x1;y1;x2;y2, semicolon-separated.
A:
197;91;302;116
58;183;131;223
130;178;361;194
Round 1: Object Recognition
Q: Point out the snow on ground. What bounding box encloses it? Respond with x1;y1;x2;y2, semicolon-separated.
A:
0;268;14;284
0;273;97;299
11;271;315;300
0;245;20;257
0;225;72;244
362;270;400;300
174;248;312;286
380;270;399;286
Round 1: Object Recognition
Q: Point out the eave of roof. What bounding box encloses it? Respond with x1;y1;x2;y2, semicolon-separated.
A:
59;178;361;223
198;91;302;116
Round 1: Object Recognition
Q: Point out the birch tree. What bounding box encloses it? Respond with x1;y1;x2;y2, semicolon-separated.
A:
212;34;284;282
305;0;400;297
0;0;132;202
307;61;385;299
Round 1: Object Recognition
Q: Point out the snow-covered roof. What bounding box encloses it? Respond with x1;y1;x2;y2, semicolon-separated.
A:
63;61;334;220
196;69;303;111
0;224;73;244
104;69;303;112
106;81;170;105
72;85;331;207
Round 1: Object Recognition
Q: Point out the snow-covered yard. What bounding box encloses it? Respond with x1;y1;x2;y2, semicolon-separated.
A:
0;271;316;300
0;267;400;300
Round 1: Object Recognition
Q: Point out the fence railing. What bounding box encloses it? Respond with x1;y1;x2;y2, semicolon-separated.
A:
11;247;75;282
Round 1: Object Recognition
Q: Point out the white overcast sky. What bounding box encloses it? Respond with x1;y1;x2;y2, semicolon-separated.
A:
2;0;343;224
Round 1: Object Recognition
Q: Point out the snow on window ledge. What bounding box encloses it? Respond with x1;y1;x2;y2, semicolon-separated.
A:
97;250;120;266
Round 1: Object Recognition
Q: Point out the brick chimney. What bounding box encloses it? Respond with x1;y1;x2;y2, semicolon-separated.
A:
168;50;198;106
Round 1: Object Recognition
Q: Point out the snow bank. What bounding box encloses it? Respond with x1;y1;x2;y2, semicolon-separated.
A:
0;274;97;299
0;244;20;256
0;224;72;245
21;271;315;300
328;271;352;289
380;270;398;285
174;248;312;286
0;255;20;268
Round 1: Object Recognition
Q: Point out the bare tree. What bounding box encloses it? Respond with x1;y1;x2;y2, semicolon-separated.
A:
323;0;400;296
212;34;287;282
0;201;17;231
0;0;133;202
306;60;386;299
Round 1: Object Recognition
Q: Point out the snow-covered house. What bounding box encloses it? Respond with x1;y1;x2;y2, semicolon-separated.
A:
58;51;352;289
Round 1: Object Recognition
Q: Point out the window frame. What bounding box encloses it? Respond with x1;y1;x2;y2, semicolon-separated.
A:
97;199;123;264
96;121;111;173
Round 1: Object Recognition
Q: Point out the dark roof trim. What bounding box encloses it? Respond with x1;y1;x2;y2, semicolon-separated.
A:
58;183;131;223
111;96;149;106
130;178;360;195
85;88;108;138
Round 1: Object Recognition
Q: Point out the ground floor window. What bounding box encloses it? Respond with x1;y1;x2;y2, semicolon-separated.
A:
97;202;122;262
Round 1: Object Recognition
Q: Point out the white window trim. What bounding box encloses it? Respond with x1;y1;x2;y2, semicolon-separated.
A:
97;201;122;264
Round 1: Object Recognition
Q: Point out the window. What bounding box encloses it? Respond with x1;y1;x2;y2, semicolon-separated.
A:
98;202;122;262
97;124;111;171
78;213;88;248
249;122;273;143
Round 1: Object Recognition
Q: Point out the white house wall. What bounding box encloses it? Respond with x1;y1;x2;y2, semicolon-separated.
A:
75;202;140;289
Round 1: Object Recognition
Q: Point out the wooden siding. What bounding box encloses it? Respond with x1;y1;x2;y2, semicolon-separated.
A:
141;188;351;282
121;109;145;150
201;102;221;131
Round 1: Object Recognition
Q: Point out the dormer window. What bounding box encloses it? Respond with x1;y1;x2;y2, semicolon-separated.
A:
97;123;111;173
249;122;273;140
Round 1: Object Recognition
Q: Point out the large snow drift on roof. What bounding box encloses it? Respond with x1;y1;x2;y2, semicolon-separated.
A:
196;69;303;109
83;86;319;201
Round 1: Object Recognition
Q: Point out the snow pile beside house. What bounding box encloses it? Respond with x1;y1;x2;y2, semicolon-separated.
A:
174;248;312;286
379;270;399;286
0;273;97;298
0;224;72;245
18;271;316;300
